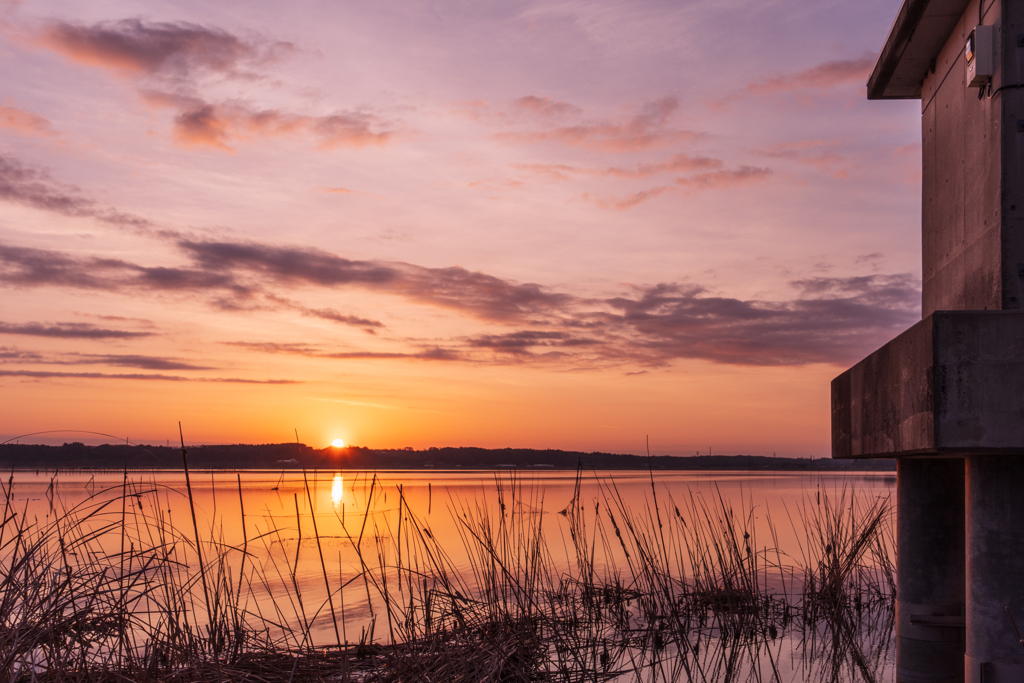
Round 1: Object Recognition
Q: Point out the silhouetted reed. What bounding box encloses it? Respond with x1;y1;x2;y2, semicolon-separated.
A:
0;466;895;682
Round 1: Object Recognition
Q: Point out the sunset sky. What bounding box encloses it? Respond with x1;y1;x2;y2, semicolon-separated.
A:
0;0;922;455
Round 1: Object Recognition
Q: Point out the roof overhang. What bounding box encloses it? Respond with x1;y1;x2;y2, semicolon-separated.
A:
867;0;971;99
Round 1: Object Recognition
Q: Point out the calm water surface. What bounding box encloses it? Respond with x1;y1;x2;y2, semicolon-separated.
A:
5;469;897;681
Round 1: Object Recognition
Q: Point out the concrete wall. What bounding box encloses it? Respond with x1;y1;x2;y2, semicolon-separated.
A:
832;317;934;458
1001;0;1024;310
833;311;1024;458
920;0;1004;316
933;312;1024;449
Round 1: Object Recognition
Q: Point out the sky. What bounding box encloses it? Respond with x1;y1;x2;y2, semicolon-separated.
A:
0;0;923;455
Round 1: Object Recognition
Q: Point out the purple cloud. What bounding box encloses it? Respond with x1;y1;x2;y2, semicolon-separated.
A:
0;321;151;339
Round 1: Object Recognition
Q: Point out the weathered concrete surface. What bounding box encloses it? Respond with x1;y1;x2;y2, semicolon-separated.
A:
897;459;966;683
1001;0;1024;309
833;310;1024;459
832;316;934;458
921;0;1004;317
965;455;1024;682
857;0;1024;679
839;0;1024;458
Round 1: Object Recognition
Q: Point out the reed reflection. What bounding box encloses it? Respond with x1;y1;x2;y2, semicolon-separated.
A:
0;469;897;682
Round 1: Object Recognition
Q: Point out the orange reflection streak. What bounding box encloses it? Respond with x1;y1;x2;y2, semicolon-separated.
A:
331;474;343;507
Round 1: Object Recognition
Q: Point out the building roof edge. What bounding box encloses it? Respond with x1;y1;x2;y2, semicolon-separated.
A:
867;0;971;100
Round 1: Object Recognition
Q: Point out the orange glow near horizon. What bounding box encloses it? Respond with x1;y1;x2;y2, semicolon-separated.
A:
0;2;922;458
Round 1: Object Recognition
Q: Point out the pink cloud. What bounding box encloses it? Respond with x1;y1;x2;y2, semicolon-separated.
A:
143;93;394;151
34;20;379;152
747;57;874;94
761;139;851;179
37;19;290;79
675;166;772;190
173;103;232;149
514;153;722;181
583;187;669;210
0;105;56;138
496;97;703;152
512;163;577;181
513;95;583;119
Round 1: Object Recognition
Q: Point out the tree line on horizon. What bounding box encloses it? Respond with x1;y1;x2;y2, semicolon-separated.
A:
0;442;895;471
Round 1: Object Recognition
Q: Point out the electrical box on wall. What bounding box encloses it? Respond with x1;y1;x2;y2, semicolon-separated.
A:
967;25;994;87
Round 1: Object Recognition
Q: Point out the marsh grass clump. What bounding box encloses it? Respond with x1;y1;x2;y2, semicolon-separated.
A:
0;467;895;682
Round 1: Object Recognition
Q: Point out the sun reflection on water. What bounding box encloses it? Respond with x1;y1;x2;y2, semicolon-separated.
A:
331;473;343;507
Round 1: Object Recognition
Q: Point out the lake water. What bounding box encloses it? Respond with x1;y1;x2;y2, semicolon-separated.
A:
2;468;897;681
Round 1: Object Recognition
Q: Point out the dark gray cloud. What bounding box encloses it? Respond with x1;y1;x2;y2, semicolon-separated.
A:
0;347;211;370
0;321;152;339
178;239;571;321
0;347;43;361
75;354;213;370
3;235;554;324
0;151;921;373
0;242;243;292
221;272;918;367
601;275;919;366
224;341;461;362
0;369;298;383
467;331;602;354
299;307;383;332
0;156;161;235
0;235;920;367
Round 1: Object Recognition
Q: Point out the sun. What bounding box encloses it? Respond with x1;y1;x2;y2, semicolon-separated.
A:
331;438;345;448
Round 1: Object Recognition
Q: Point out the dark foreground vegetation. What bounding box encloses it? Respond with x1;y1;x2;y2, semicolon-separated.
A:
0;466;895;682
0;442;896;471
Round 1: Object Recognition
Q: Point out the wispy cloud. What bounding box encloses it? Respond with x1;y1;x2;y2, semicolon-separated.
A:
35;19;395;152
709;56;875;111
0;235;918;367
177;239;571;321
295;306;384;332
760;139;851;179
599;274;919;366
38;19;291;80
675;166;772;191
514;153;723;181
0;105;56;138
0;155;161;234
0;347;213;370
512;95;583;120
0;369;299;383
510;154;761;209
0;154;916;369
582;187;669;210
496;97;703;152
0;321;151;339
467;330;601;354
71;354;212;370
747;57;874;94
143;93;394;151
225;341;461;361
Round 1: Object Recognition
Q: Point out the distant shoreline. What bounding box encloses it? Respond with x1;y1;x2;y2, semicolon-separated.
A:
0;442;895;472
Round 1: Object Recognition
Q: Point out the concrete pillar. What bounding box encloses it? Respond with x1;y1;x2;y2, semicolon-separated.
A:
897;458;966;683
965;456;1024;682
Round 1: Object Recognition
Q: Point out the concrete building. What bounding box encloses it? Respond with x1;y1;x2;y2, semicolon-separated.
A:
832;0;1024;681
